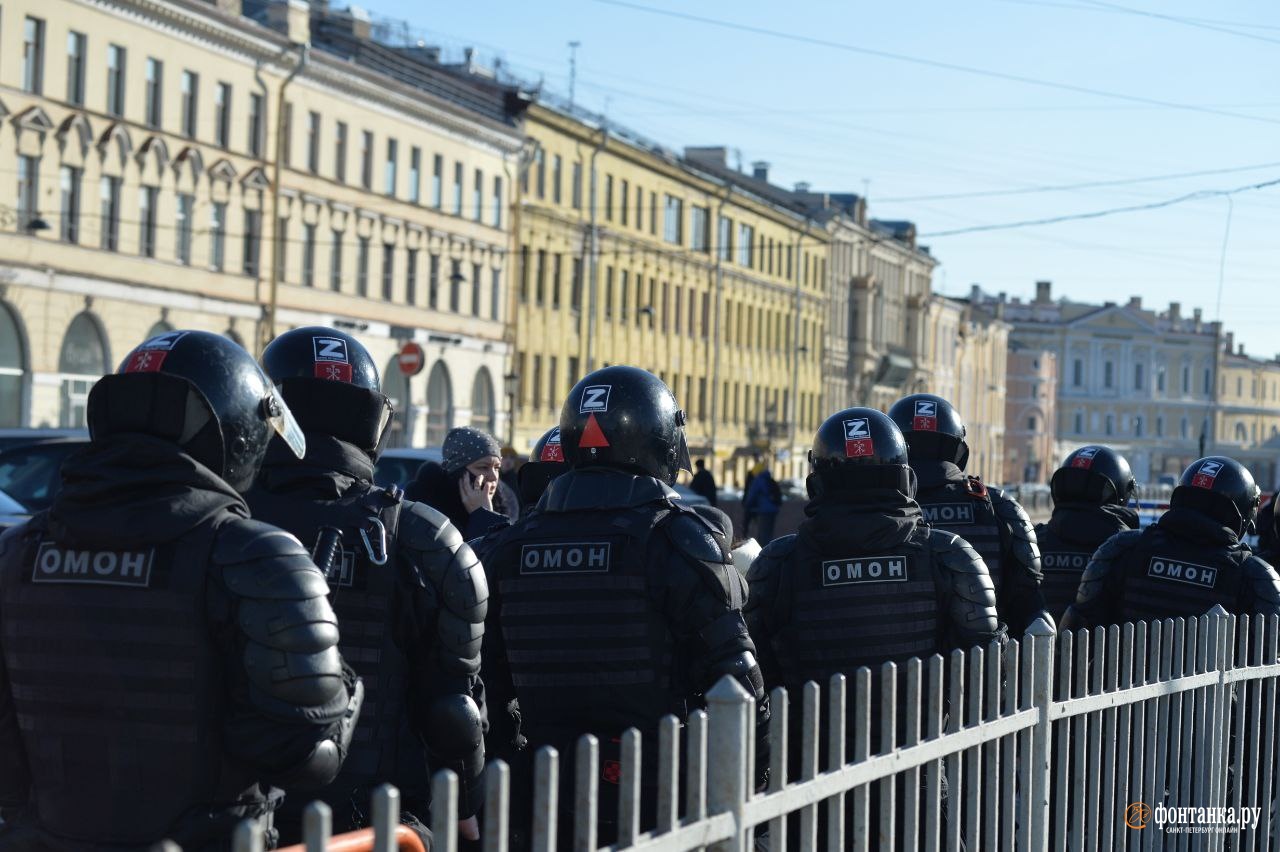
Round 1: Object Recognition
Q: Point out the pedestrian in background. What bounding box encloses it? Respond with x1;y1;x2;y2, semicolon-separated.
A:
406;426;510;539
741;462;760;537
691;457;718;506
745;465;782;544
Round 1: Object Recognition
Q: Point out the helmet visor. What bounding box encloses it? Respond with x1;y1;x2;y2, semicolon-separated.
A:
677;429;692;475
268;386;307;459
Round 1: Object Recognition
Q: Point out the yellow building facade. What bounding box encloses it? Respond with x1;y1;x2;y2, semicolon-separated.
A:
0;0;524;447
512;104;828;485
1216;339;1280;489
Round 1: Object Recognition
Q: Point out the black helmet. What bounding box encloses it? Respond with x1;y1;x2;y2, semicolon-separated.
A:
517;426;568;507
560;366;690;484
88;330;303;492
1050;446;1136;506
808;407;915;497
1170;456;1261;537
260;326;392;457
1259;497;1277;555
887;394;969;469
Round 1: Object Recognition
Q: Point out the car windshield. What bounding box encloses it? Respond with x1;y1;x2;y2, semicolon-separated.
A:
0;442;86;512
0;488;24;514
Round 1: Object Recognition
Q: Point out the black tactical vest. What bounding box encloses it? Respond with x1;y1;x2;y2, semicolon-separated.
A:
1118;526;1248;623
0;513;263;846
247;484;409;788
918;479;1004;595
778;527;944;693
489;503;679;749
1035;524;1100;617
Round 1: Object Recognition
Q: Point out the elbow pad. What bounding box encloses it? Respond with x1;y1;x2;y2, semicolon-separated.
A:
424;693;485;763
707;649;766;702
269;673;365;790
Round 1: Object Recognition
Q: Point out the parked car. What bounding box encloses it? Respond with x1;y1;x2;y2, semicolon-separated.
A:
0;428;88;453
0;487;27;531
0;438;89;513
671;484;709;506
373;447;444;489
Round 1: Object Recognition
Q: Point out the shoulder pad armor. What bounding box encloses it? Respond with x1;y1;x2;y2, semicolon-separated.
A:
745;534;798;584
991;490;1036;540
397;500;466;553
238;595;340;651
928;528;988;574
661;507;731;564
1089;528;1143;565
216;519;330;601
1241;554;1280;613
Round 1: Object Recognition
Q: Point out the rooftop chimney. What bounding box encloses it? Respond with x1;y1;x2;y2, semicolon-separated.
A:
1239;343;1246;356
1168;301;1181;321
1128;296;1142;309
794;181;810;193
970;284;982;302
751;161;770;182
1034;280;1051;304
1193;307;1203;332
263;0;311;44
684;146;728;168
1225;331;1234;353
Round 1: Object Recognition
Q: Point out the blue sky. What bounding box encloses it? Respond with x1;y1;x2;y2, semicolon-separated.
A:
361;0;1280;356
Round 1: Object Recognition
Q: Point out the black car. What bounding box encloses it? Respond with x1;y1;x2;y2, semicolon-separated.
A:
0;438;88;514
0;487;26;531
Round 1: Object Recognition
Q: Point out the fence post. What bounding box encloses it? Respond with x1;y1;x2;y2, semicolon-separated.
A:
232;819;265;852
1027;617;1055;852
303;800;332;852
707;674;752;852
373;784;400;852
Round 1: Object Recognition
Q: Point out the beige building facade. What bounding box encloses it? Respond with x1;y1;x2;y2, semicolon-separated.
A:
0;0;523;448
511;106;828;484
1215;337;1280;489
1003;344;1058;485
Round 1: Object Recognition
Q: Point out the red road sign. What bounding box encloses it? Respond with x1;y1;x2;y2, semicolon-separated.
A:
398;342;425;376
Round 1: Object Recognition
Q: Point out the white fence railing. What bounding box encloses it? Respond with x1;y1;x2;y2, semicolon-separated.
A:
231;606;1280;852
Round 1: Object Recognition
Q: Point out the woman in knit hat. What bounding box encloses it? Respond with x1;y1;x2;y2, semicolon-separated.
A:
405;426;510;540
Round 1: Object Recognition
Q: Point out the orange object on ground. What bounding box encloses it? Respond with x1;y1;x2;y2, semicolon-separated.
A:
276;825;427;852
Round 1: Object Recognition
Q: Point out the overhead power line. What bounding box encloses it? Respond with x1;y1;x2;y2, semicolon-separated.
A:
879;160;1280;203
919;175;1280;237
593;0;1280;128
1073;0;1280;46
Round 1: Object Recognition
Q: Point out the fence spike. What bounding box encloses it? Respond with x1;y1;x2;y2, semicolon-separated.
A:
618;728;642;848
232;819;265;852
483;761;511;852
707;675;752;852
686;710;708;822
532;747;559;852
303;800;332;852
852;668;871;852
431;771;459;852
881;660;898;852
658;715;681;834
800;680;821;852
826;673;847;852
768;687;789;850
574;735;599;852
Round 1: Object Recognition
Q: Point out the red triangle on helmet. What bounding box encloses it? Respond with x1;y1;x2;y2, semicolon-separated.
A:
579;413;611;448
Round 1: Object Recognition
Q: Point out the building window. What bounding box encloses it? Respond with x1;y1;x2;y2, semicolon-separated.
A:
690;205;709;252
209;202;226;270
452;162;464;215
334;121;348;182
248;93;265;157
1156;365;1166;392
106;44;126;117
278;104;291;166
1134;362;1144;390
1237;376;1244;397
432;154;443;208
1104;360;1114;389
1180;417;1189;439
405;248;418;304
356;236;370;296
532;355;543;411
450;260;462;312
329;231;343;290
571;162;583;210
360;131;373;189
471;262;482;316
1135;416;1144;438
385;138;398;196
302;223;316;286
604;267;614;320
175;193;194;264
59;166;81;244
242;209;262;275
650;192;658;235
571;257;583;311
1105;414;1115;436
738;223;754;267
718;216;733;261
604;175;614;221
66;31;86;106
491;267;501;321
429;253;440;308
620;180;629;226
492;176;503;228
1181;364;1191;394
552;154;562;204
1072;358;1083;387
551;253;562;309
1204;368;1212;395
16;156;39;233
215;82;231;148
663;195;683;245
306;111;320;173
274;217;288;282
1156;416;1164;437
533;148;545;198
144;58;163;128
409;147;421;204
381;243;395;300
23;17;45;95
1074;411;1083;434
180;71;198;138
473;169;483;222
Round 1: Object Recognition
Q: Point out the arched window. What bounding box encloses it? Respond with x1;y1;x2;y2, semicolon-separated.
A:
0;302;27;427
1236;422;1248;443
58;311;109;427
470;367;495;433
426;361;453;446
381;355;413;450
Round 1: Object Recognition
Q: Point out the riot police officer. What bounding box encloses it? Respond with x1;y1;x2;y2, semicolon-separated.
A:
746;407;1003;701
0;330;361;850
1257;497;1277;565
1061;456;1280;629
245;327;488;845
515;426;569;514
478;366;768;841
1035;446;1140;619
888;393;1049;635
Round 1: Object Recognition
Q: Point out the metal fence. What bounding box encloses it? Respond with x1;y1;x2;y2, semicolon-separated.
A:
230;606;1280;852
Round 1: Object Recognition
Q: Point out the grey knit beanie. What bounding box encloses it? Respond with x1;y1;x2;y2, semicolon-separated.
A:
442;426;503;473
